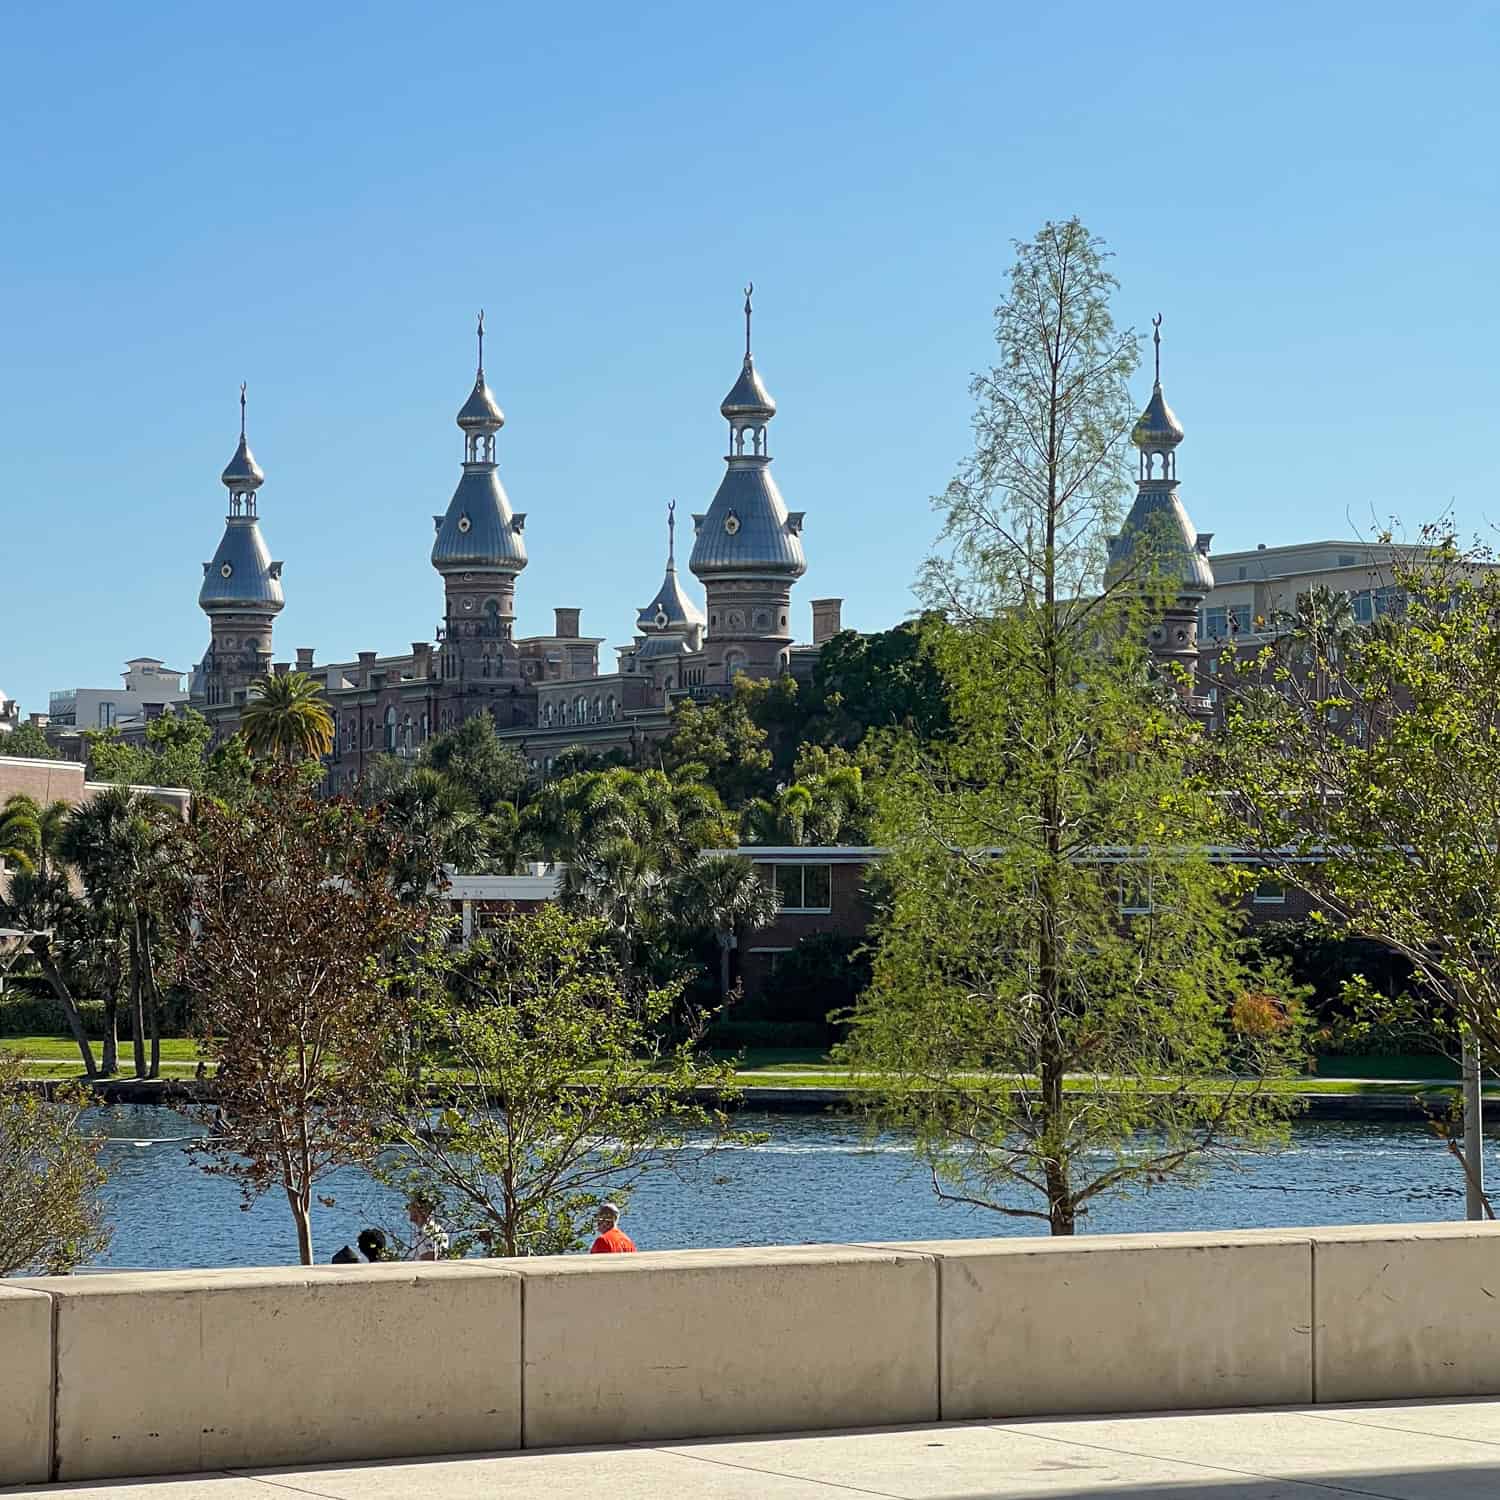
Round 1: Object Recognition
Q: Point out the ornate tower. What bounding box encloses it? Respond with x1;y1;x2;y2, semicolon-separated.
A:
632;500;707;695
431;312;528;685
637;500;706;639
1106;316;1215;710
196;386;284;710
688;286;806;684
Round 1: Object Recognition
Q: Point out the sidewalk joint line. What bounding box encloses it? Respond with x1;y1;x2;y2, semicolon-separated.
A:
654;1443;911;1498
1302;1408;1500;1450
980;1419;1417;1499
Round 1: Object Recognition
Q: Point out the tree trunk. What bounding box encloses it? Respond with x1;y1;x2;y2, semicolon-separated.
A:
719;938;732;1002
140;917;161;1079
288;1188;314;1266
101;987;119;1077
126;924;147;1079
31;939;97;1079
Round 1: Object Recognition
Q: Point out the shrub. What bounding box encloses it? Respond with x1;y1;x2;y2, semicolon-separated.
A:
0;993;110;1038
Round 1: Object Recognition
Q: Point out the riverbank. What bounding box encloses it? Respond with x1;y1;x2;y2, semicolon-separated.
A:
24;1072;1484;1121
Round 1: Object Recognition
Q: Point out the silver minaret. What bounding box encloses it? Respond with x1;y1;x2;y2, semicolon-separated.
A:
431;312;528;684
196;385;284;709
688;286;806;684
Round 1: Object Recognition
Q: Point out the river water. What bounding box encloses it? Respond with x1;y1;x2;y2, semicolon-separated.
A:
75;1105;1497;1271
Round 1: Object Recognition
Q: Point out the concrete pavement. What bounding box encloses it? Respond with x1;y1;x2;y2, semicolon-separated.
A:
6;1399;1500;1499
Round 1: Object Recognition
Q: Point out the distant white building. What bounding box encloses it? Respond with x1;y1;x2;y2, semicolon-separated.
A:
48;658;189;732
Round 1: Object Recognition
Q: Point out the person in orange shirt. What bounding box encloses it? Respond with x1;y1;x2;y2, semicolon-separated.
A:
589;1202;637;1254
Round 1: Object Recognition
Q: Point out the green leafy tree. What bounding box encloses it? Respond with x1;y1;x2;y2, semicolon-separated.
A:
241;672;335;765
0;722;58;760
1215;537;1500;1069
0;1051;110;1274
179;769;429;1264
419;714;527;812
380;907;751;1257
841;219;1304;1235
658;682;775;808
673;851;781;1000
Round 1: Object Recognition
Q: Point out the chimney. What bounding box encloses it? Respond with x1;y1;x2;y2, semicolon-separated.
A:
412;642;433;677
357;650;377;688
273;661;291;678
1195;533;1214;557
295;647;315;671
811;598;843;645
554;607;581;639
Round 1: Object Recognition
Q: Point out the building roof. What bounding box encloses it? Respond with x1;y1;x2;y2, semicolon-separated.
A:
431;467;528;572
199;516;285;611
689;464;806;578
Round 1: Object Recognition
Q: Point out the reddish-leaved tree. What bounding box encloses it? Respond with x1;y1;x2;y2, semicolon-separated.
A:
179;769;428;1264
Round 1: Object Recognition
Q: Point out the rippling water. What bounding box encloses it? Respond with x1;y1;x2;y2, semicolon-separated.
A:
81;1106;1496;1270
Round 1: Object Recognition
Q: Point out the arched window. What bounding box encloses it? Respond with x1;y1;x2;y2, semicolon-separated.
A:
544;702;554;726
725;651;747;679
402;714;412;749
420;713;429;740
606;695;617;720
384;706;397;751
592;696;602;721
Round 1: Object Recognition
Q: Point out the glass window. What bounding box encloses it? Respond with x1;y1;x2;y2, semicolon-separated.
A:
1203;607;1228;639
1338;553;1357;567
1374;586;1403;618
773;864;832;911
1349;589;1373;624
1118;871;1152;913
1253;877;1287;904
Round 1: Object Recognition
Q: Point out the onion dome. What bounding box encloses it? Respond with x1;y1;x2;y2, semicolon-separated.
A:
200;388;284;613
1132;384;1185;449
220;434;264;492
457;378;505;431
457;311;505;430
720;283;776;418
689;287;807;581
432;314;527;575
637;501;707;632
721;358;776;420
1131;314;1185;450
1106;316;1213;598
221;383;265;492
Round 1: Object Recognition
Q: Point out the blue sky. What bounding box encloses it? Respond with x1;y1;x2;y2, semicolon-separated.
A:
3;1;1498;715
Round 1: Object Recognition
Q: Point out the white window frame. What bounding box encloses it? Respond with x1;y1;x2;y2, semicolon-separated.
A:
1252;877;1288;905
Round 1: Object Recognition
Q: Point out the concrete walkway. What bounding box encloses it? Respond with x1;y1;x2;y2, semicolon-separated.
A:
7;1399;1500;1498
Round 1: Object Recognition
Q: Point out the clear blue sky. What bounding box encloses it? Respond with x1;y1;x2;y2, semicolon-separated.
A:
3;0;1498;715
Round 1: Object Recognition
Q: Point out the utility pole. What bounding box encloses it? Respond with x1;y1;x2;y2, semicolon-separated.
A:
1462;1032;1485;1221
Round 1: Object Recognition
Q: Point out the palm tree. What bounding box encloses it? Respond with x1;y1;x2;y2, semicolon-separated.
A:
241;672;334;764
741;767;867;847
59;788;182;1079
380;768;486;898
674;852;781;1001
0;866;98;1077
0;793;42;873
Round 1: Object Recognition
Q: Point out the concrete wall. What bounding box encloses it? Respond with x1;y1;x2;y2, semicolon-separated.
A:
6;1223;1500;1486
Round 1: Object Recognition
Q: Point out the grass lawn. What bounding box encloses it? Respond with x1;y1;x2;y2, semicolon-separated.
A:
4;1038;1489;1099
